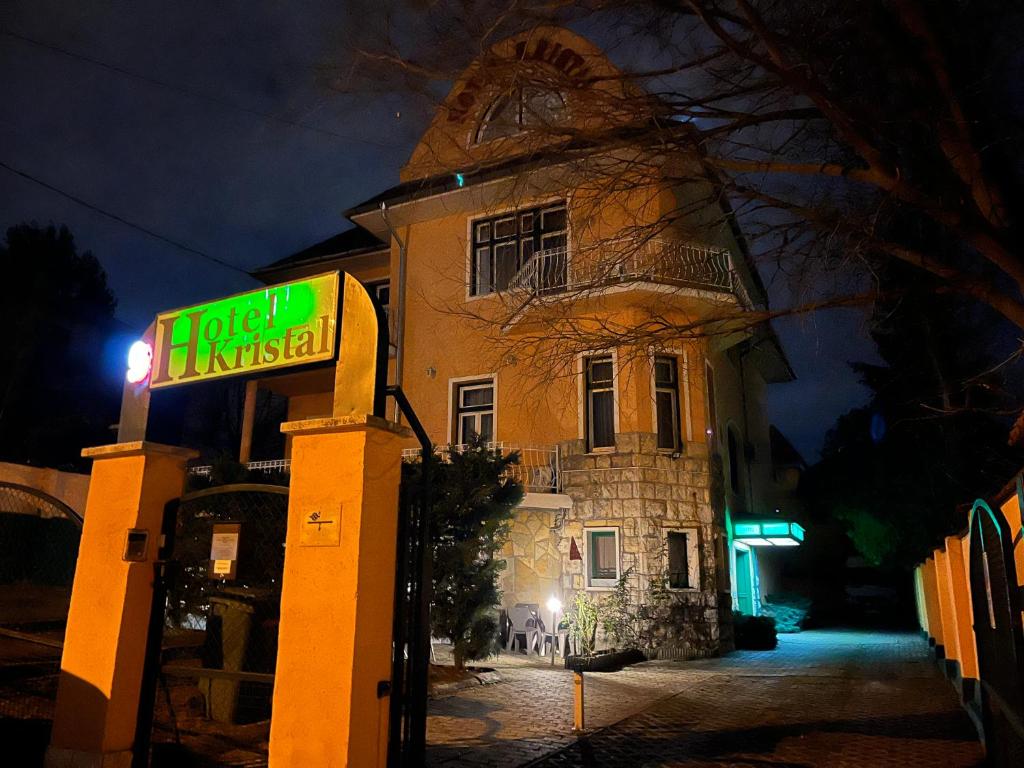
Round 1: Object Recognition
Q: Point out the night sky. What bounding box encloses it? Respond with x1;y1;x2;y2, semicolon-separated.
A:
0;1;879;459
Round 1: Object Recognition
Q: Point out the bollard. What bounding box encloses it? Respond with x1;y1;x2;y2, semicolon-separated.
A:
573;671;585;732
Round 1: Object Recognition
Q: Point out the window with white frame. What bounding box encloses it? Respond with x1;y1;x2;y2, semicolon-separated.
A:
586;528;619;587
453;379;494;445
584;355;615;451
667;529;699;589
470;203;567;296
654;355;681;451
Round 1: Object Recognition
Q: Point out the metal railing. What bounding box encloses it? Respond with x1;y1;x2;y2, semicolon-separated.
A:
401;442;560;494
189;459;292;477
507;238;734;296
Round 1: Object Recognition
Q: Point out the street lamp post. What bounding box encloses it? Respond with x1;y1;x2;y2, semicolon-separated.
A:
546;595;562;667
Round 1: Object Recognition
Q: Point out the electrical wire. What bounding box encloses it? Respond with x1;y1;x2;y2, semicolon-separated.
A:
0;159;249;275
0;27;385;147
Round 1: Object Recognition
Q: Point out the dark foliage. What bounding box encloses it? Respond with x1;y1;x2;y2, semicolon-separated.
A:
0;224;121;469
809;268;1024;568
733;614;778;650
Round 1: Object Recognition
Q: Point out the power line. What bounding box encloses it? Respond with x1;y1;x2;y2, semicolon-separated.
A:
0;27;387;147
0;159;249;275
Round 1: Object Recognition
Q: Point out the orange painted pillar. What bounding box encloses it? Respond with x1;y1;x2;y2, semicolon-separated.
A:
921;557;944;650
269;416;407;768
934;548;959;664
46;441;196;768
945;535;979;681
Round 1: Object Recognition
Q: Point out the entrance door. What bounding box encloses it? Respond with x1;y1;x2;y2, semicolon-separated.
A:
735;546;755;616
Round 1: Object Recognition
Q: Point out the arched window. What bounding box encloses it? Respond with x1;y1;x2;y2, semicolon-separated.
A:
475;87;566;144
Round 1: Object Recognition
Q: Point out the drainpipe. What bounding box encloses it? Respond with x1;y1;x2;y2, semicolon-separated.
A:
380;202;407;424
737;343;755;512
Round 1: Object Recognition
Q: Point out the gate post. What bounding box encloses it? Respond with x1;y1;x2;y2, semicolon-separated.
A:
46;441;196;768
269;415;407;768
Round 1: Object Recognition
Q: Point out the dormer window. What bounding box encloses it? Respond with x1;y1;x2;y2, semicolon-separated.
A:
475;88;566;144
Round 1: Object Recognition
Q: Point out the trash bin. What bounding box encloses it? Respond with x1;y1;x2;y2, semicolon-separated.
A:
200;595;255;723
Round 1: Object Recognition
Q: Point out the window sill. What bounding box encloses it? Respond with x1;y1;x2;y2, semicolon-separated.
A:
585;582;618;591
586;447;615;455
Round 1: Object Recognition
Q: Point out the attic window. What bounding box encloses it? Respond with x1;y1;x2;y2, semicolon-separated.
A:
475;87;565;144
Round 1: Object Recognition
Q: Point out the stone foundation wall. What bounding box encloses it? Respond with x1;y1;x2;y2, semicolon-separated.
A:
498;507;562;610
556;433;725;658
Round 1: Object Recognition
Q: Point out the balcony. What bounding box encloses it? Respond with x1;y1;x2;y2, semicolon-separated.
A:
507;238;734;297
401;442;560;494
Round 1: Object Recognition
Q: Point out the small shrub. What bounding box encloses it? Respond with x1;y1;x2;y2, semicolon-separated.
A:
760;593;812;633
565;591;599;656
599;568;671;651
734;614;778;650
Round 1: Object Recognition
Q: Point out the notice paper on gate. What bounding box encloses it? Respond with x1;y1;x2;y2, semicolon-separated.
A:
209;523;241;580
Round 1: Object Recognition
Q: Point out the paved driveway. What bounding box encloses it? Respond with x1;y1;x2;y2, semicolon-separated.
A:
426;630;984;767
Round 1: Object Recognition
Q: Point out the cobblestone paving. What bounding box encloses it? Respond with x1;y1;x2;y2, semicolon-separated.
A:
426;631;984;767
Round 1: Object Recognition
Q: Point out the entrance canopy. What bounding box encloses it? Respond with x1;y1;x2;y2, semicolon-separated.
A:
733;519;805;547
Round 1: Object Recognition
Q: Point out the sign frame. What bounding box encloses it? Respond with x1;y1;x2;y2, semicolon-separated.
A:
149;271;341;390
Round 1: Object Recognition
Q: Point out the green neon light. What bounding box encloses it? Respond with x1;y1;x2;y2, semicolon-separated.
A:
734;523;761;537
732;518;805;546
150;272;339;389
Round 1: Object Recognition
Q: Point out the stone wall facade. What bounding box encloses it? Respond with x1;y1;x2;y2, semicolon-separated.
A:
499;432;730;659
498;507;562;610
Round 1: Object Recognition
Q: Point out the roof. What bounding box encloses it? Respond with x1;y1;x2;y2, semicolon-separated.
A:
252;227;386;279
770;425;806;470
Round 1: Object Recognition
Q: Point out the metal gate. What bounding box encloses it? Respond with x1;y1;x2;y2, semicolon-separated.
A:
142;483;289;768
968;498;1024;764
387;385;434;767
0;482;82;764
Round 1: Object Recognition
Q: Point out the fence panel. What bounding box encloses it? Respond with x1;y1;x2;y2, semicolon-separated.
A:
0;482;82;763
968;499;1024;765
146;483;288;767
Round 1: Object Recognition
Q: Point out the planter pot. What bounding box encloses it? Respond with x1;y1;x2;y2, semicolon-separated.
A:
564;648;647;673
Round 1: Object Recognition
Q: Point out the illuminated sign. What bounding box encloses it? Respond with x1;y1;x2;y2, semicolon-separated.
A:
732;520;805;547
150;272;339;389
126;340;153;384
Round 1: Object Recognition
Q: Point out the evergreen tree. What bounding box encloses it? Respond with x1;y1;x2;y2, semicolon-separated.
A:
419;442;523;669
0;223;121;468
808;264;1024;568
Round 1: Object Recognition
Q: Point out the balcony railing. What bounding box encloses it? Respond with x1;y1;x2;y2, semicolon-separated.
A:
508;239;734;297
189;459;292;477
401;442;560;494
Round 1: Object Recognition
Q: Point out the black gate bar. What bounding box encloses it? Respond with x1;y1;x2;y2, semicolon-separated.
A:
386;385;433;767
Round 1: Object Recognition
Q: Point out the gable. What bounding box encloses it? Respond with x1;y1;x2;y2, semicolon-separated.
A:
401;27;643;182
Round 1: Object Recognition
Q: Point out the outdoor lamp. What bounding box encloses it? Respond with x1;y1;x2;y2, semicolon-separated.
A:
126;340;153;384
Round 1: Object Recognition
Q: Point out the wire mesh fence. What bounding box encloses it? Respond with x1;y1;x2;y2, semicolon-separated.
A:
0;482;82;764
149;483;288;765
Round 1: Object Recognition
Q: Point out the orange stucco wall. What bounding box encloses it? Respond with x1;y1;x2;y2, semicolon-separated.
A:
999;491;1024;589
921;557;944;649
269;419;403;768
945;534;979;680
49;443;194;762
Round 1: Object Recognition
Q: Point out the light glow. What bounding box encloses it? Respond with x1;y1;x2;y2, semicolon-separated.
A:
126;340;153;384
546;596;562;614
